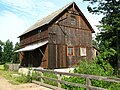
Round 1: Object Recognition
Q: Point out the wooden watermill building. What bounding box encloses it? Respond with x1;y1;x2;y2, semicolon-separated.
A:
17;2;95;68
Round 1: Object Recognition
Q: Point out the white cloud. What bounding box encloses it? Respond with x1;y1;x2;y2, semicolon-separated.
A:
0;11;26;44
0;0;57;20
0;0;57;44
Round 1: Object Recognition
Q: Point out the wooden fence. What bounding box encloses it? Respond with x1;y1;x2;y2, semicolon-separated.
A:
33;68;120;90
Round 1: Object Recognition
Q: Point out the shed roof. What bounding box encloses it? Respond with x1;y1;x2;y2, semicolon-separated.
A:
15;40;48;52
19;2;94;37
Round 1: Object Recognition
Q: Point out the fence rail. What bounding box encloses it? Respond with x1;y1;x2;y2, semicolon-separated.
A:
33;68;120;90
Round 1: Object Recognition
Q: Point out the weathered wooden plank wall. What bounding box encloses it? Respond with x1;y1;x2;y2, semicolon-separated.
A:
20;28;48;48
19;4;93;68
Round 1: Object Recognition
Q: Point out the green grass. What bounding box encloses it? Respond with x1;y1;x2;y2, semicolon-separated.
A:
43;72;58;86
0;69;32;85
32;71;58;86
0;65;4;70
0;69;20;84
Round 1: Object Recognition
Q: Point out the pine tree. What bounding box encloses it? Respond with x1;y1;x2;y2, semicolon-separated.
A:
12;42;20;63
2;40;14;63
83;0;120;75
0;40;4;64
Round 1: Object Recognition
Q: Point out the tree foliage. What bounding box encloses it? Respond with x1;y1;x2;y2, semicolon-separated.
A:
0;40;19;64
12;42;20;63
83;0;120;73
0;40;4;64
62;60;120;90
2;40;14;63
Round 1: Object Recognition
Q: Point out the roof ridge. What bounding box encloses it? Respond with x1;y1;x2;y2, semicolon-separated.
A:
37;2;73;22
20;2;74;36
19;1;95;37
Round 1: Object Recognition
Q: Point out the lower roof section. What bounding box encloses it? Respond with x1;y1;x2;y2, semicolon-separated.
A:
15;40;48;52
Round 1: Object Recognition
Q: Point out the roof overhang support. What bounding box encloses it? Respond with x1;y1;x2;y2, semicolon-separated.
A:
39;48;44;56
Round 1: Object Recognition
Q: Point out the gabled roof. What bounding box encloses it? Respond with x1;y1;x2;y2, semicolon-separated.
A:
19;2;94;37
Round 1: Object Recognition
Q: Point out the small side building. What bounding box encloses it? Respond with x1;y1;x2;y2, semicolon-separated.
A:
16;2;95;68
92;46;99;60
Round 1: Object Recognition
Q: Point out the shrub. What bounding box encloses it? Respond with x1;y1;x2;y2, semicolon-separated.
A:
62;60;120;90
43;72;57;86
74;60;113;76
32;71;41;81
14;74;31;83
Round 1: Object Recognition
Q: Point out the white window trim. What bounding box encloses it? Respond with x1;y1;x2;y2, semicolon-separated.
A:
80;47;86;56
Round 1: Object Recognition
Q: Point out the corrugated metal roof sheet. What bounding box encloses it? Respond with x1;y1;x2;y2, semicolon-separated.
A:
15;40;48;52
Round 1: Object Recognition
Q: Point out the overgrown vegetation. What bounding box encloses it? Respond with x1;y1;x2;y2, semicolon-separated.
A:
83;0;120;76
0;60;120;89
0;69;20;84
62;60;120;90
43;72;57;86
32;71;58;86
0;64;31;84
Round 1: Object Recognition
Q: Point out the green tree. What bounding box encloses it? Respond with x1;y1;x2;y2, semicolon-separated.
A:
12;42;20;63
2;40;14;63
0;40;4;64
83;0;120;75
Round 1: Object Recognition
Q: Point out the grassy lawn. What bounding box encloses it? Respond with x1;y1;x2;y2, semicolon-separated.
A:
0;65;4;70
0;64;32;85
0;64;34;85
0;69;21;85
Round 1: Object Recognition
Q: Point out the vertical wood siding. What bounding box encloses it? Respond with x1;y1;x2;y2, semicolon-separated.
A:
20;28;48;47
20;5;93;68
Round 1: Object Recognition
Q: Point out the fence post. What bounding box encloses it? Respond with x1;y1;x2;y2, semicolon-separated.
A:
57;74;61;88
40;71;44;83
86;77;91;90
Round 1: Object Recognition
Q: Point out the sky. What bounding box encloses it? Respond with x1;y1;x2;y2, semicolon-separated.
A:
0;0;102;45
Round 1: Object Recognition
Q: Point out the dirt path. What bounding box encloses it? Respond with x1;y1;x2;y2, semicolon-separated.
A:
0;76;52;90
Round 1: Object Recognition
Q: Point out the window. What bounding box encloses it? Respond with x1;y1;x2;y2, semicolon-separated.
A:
38;29;42;32
71;16;76;25
80;47;86;56
67;47;74;56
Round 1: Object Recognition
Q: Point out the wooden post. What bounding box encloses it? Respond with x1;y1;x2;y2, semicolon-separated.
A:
86;77;91;90
57;74;61;88
40;71;44;83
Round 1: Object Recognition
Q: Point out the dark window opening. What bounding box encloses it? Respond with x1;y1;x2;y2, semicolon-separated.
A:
38;29;42;33
71;16;76;25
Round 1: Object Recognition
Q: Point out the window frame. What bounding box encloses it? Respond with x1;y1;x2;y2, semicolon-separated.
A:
80;47;87;56
70;16;77;25
67;46;74;56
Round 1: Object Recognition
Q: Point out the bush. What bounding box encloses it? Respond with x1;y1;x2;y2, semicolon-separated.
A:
62;60;120;90
74;60;113;76
62;76;86;90
43;72;57;86
14;74;31;83
31;71;58;86
32;71;41;81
